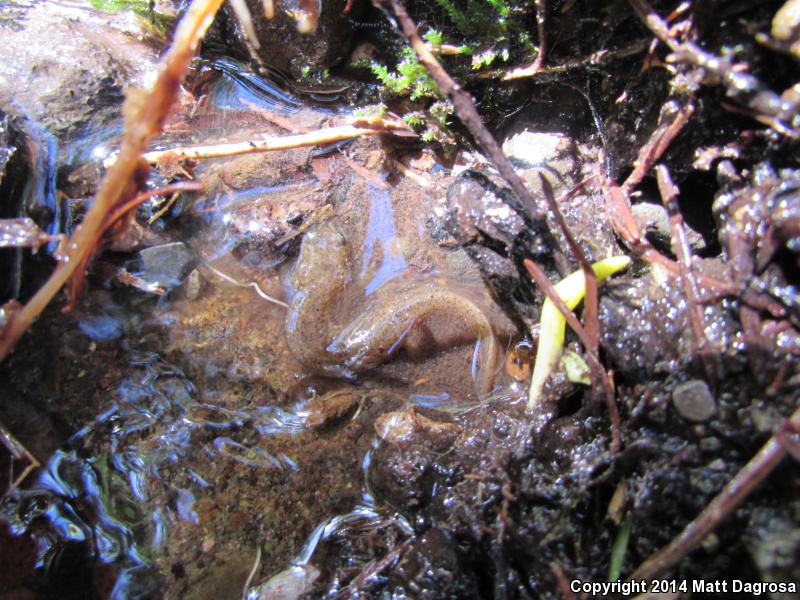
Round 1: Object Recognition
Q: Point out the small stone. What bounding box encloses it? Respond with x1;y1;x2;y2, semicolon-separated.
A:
502;131;574;168
78;315;123;342
137;242;193;289
632;202;706;253
180;269;202;301
672;379;716;422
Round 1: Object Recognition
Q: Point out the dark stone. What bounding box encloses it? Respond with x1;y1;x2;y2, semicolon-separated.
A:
137;242;194;289
0;1;159;138
221;0;366;77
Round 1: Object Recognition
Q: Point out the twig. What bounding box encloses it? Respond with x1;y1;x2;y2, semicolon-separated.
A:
1;418;41;498
550;562;577;600
603;172;791;324
336;538;413;599
0;0;225;363
539;175;600;390
539;176;623;450
655;165;716;385
109;119;412;167
523;258;624;452
374;0;568;274
623;101;694;195
496;40;648;81
66;181;205;309
630;406;800;581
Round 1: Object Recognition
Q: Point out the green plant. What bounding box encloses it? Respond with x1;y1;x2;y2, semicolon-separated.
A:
89;0;174;35
371;47;442;101
432;0;538;69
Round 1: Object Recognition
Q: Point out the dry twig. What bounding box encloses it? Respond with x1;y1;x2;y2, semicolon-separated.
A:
497;41;648;81
623;101;694;195
108;118;413;167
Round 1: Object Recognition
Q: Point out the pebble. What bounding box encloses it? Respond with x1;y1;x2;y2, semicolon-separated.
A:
137;242;193;289
672;379;716;422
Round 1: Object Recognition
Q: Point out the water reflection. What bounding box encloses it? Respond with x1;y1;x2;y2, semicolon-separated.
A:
1;349;311;597
359;185;407;296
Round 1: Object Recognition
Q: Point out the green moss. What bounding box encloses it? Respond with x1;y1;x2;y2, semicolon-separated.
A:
89;0;173;35
354;104;388;119
371;48;442;101
367;1;540;145
432;0;538;70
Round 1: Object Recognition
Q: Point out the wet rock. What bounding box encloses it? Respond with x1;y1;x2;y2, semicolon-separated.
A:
256;564;320;600
0;1;160;138
502;130;579;192
632;202;706;254
221;0;365;78
435;170;553;328
137;242;194;289
370;441;434;511
672;379;716;422
374;408;459;450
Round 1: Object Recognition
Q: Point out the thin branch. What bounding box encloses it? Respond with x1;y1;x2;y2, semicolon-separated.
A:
0;0;226;363
66;183;204;309
628;0;798;138
539;175;600;383
630;406;800;581
108;119;413;167
498;40;648;81
655;165;716;385
623;101;694;195
1;418;41;498
336;538;413;599
550;562;577;600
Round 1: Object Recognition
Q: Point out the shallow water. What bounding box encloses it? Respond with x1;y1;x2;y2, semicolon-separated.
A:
1;52;520;599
